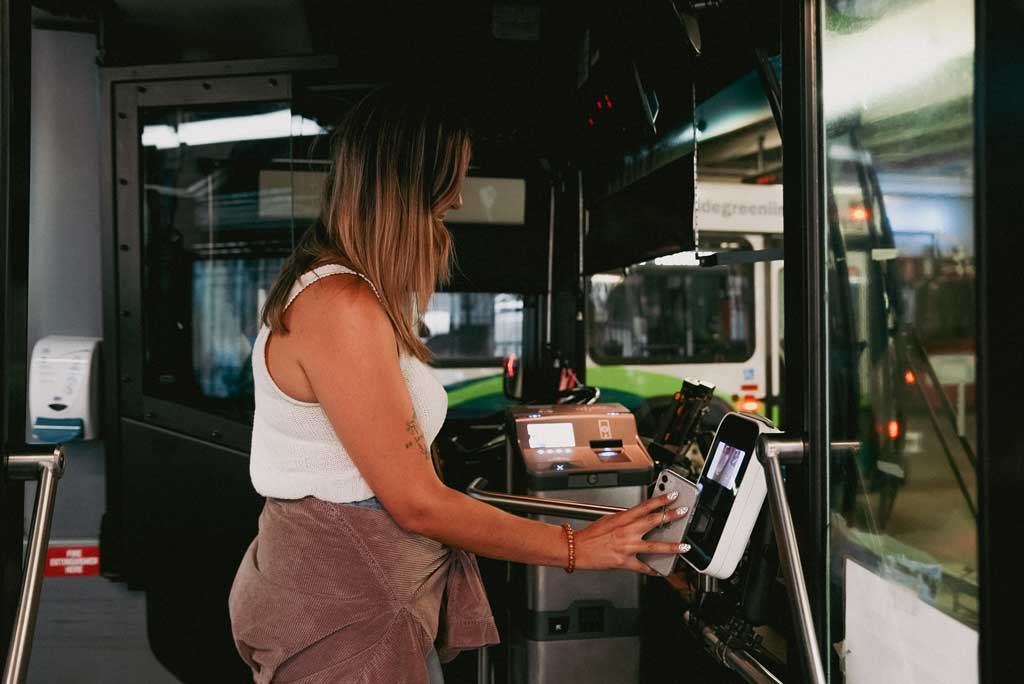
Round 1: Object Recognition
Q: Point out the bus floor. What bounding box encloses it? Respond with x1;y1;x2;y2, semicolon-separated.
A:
26;576;182;684
23;575;748;684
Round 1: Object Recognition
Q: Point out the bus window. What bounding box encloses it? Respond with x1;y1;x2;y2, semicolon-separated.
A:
423;292;523;365
140;100;326;422
588;237;755;365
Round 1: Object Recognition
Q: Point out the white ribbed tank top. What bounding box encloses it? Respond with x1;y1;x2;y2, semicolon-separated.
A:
248;264;448;503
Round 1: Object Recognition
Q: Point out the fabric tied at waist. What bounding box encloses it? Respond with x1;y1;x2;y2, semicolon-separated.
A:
229;497;499;684
436;548;499;663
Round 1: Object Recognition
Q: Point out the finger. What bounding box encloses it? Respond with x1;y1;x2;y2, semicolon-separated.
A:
623;557;660;576
624;541;689;555
614;492;682;526
633;505;690;535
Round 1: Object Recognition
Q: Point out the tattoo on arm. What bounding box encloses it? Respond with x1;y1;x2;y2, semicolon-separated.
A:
405;412;430;459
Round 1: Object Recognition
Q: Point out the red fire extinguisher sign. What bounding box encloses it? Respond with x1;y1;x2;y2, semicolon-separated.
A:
44;545;100;577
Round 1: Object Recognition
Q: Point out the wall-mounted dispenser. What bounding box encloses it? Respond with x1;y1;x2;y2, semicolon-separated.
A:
29;335;101;443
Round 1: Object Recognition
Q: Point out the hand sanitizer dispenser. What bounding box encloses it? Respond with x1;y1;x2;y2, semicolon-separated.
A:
29;335;102;443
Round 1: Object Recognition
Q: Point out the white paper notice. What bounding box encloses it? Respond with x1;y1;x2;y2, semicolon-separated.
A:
844;559;978;684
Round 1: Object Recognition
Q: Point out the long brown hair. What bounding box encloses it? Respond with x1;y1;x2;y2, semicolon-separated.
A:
262;86;471;362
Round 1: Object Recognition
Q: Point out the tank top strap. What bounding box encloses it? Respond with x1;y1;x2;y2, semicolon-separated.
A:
283;264;382;311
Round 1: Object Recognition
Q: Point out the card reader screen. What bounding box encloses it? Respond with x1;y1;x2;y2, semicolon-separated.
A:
707;441;746;492
527;423;576;448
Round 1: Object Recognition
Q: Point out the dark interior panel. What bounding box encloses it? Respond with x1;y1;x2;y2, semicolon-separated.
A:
585;153;696;273
119;418;261;682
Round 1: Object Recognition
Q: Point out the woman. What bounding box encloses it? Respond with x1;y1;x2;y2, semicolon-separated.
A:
228;87;688;684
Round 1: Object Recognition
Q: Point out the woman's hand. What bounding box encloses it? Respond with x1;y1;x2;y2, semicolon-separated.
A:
573;492;689;575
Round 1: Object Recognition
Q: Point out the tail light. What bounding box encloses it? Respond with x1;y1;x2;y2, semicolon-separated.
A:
739;396;762;413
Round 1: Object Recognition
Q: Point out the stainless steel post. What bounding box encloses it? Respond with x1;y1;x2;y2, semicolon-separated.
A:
756;435;826;684
466;477;626;521
697;574;719;594
702;626;784;684
476;644;490;684
3;446;66;684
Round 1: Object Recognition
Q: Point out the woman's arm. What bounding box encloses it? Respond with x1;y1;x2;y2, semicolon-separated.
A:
292;278;685;573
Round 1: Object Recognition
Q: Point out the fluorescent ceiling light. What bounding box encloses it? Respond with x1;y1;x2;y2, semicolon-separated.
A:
140;125;179;150
653;251;701;267
141;110;325;149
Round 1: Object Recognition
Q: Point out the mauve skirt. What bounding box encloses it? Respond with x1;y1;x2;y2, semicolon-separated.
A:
228;497;499;684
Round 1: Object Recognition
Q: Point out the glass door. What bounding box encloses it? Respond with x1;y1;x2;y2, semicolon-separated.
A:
819;0;978;681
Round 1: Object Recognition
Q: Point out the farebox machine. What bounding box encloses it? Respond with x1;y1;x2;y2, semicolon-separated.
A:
681;412;780;579
506;404;654;684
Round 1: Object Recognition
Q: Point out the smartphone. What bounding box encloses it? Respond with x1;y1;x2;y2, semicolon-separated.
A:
639;468;701;576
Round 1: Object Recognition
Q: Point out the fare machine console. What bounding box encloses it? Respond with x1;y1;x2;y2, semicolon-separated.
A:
506;404;654;684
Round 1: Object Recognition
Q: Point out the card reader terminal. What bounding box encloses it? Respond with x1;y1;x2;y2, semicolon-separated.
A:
508;403;654;489
681;412;780;579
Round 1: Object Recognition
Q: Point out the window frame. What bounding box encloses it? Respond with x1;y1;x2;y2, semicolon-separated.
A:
111;73;300;451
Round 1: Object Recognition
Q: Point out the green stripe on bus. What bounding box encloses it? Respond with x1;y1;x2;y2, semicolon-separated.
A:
443;367;755;417
586;367;684;397
588;366;745;411
446;375;504;405
444;369;676;408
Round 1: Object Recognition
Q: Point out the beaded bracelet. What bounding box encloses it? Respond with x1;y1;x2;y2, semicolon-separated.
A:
561;522;576;574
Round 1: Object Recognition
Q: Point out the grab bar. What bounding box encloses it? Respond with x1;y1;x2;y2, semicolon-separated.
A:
702;625;783;684
757;435;838;684
466;477;625;521
3;446;66;684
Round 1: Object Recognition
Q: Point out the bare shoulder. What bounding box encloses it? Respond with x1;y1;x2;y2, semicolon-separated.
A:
288;274;396;355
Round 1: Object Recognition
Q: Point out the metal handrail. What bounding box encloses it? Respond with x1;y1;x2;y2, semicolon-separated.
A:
702;625;784;684
466;477;625;521
757;435;832;684
3;446;66;684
